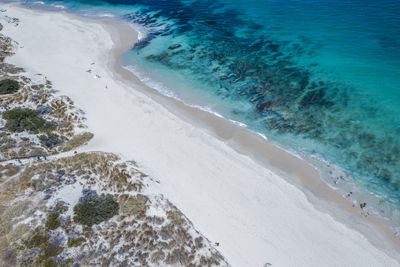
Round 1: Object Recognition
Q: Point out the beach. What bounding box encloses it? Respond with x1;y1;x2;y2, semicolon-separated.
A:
1;3;400;266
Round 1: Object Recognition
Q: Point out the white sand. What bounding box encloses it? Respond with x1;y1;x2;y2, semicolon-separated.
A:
2;4;399;266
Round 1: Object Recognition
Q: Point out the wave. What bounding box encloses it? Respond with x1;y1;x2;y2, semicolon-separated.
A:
122;64;178;99
50;4;65;9
122;64;230;122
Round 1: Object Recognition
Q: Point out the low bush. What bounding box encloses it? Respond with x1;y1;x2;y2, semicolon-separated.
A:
54;201;68;214
42;259;57;267
2;108;53;133
36;242;63;266
61;132;93;152
45;211;60;230
73;189;119;227
25;230;48;249
0;79;19;95
67;237;86;247
39;133;60;148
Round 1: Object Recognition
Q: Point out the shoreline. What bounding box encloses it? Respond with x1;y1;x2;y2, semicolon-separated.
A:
2;3;400;266
104;12;400;259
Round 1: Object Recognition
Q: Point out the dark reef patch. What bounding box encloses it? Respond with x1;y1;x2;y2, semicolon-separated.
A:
104;0;400;205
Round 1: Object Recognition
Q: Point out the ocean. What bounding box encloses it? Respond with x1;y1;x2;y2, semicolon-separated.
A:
7;0;400;228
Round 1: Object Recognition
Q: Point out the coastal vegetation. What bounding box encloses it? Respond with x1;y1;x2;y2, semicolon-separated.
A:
2;107;53;133
24;228;64;267
0;34;14;58
60;132;94;152
73;190;119;226
0;11;227;267
0;64;92;160
0;152;227;266
67;237;85;247
0;79;19;95
39;133;60;148
45;211;60;230
0;30;92;160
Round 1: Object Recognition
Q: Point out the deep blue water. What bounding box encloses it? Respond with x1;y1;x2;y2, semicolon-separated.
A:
6;0;400;225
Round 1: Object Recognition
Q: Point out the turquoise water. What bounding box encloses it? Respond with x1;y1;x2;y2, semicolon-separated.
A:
7;0;400;225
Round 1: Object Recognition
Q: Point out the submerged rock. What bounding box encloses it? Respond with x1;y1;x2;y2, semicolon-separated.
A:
256;100;275;112
168;44;182;50
300;89;330;107
161;30;173;36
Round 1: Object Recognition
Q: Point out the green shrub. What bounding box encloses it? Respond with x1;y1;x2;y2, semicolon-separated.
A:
0;79;19;95
24;229;63;266
73;190;119;227
45;211;60;230
25;231;48;249
67;237;86;247
55;202;68;214
2;108;53;133
42;259;57;267
39;133;60;148
36;242;63;265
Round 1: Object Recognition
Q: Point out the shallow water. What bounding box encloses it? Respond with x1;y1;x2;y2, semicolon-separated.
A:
8;0;400;226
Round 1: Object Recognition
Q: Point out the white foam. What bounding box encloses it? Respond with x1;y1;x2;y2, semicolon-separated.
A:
122;64;241;123
122;64;178;98
255;131;268;140
50;4;66;10
229;119;247;128
129;23;148;41
95;13;115;18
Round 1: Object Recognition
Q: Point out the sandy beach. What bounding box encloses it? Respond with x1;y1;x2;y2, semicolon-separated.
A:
1;3;399;266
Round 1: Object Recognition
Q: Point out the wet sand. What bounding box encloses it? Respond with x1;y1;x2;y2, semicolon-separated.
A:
104;16;400;261
103;16;400;260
